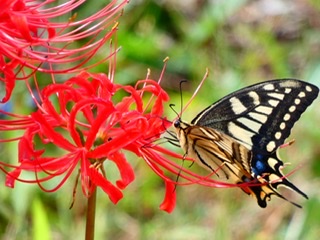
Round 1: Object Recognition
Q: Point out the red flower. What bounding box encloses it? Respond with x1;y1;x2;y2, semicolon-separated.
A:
0;69;177;212
0;0;128;102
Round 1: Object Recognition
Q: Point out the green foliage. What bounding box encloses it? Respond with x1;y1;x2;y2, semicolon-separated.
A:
32;198;51;240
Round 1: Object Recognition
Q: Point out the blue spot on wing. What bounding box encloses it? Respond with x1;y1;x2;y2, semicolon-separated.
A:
252;153;268;176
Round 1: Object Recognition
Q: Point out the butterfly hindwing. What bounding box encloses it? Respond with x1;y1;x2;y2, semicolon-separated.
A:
177;122;252;179
175;120;302;208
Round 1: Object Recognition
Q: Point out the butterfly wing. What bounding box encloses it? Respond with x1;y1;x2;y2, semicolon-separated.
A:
191;79;319;206
191;79;318;151
176;123;252;178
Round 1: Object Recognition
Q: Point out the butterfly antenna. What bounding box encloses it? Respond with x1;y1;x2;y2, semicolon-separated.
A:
169;103;179;117
179;80;187;117
170;80;187;121
171;80;188;191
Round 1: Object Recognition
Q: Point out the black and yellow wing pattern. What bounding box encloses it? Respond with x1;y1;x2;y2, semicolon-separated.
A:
174;79;319;207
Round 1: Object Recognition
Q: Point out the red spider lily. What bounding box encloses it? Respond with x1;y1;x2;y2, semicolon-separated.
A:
0;0;128;102
0;69;174;212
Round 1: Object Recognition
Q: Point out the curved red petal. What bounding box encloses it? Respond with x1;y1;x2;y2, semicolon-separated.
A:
88;167;123;204
109;151;135;189
159;180;176;213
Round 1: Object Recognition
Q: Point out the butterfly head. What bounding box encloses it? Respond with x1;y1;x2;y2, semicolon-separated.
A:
169;103;189;139
173;119;182;129
173;118;191;131
172;118;192;150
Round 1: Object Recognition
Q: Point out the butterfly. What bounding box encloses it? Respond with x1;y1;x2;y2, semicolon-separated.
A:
173;79;319;208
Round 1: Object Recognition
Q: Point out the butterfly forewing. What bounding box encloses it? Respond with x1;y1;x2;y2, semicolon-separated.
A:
191;79;319;152
175;79;319;208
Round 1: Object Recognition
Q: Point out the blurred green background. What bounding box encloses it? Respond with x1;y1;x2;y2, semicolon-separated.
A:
1;0;320;239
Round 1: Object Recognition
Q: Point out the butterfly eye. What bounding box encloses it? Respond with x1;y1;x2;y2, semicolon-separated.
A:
173;120;181;128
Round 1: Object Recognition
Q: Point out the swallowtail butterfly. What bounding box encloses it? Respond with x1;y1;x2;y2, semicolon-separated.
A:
174;79;318;208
